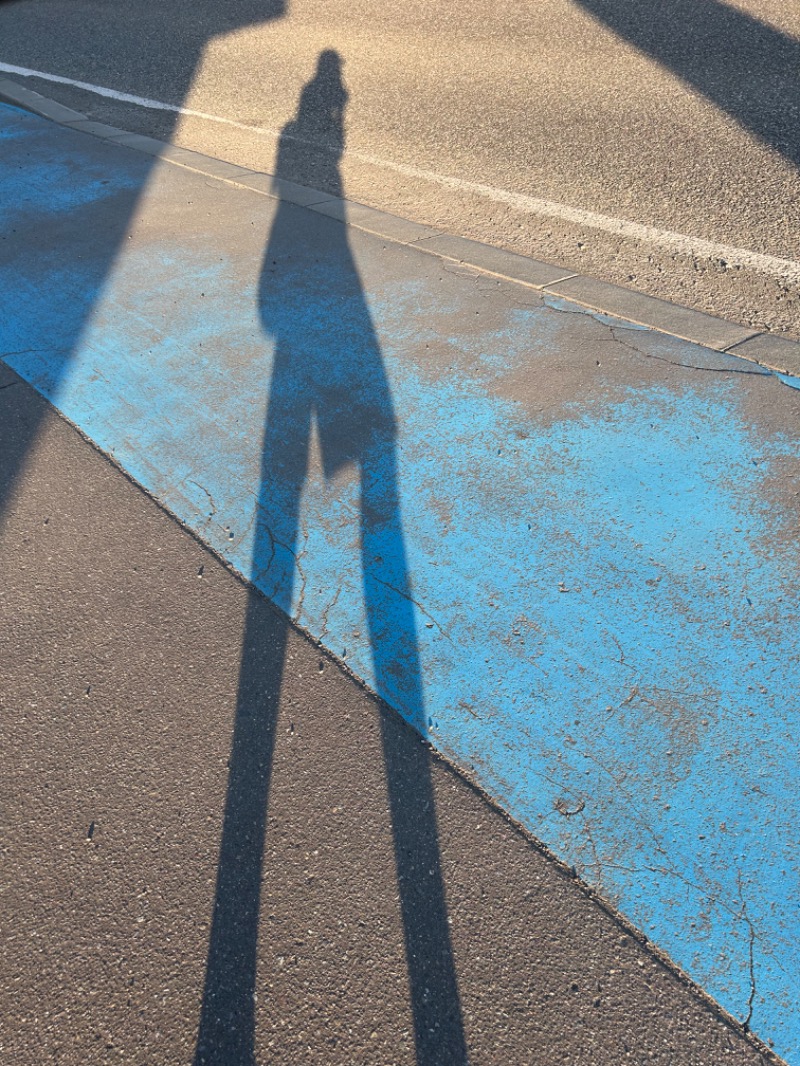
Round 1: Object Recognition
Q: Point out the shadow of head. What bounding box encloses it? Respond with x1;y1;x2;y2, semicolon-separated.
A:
280;48;349;165
311;48;348;126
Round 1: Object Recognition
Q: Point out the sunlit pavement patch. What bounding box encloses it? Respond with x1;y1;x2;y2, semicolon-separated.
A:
2;101;799;1061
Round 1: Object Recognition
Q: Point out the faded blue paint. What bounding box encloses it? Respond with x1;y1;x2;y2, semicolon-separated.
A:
2;102;800;1059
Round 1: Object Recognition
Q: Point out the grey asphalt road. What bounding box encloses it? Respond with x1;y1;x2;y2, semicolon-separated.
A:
0;365;777;1065
0;0;798;337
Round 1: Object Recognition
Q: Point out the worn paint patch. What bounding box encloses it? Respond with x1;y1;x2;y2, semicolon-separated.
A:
2;103;800;1060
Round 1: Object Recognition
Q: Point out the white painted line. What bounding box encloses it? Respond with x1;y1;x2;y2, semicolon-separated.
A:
3;60;800;285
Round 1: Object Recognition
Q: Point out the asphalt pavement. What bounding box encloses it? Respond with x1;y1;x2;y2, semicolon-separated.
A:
0;0;798;338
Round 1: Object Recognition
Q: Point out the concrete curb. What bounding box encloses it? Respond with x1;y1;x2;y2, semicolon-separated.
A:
2;74;799;378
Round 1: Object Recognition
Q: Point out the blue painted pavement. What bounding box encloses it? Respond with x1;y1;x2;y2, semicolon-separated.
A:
2;102;799;1059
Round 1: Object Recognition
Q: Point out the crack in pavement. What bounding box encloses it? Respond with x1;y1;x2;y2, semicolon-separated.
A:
368;571;454;645
608;326;770;378
737;873;759;1032
188;478;217;517
584;852;749;930
293;525;310;621
541;293;650;333
318;583;343;643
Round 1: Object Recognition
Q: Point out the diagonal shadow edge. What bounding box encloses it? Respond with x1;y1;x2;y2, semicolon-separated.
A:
574;0;800;169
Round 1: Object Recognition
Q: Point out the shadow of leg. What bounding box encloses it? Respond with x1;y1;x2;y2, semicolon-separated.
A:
362;446;469;1065
193;597;291;1066
194;428;306;1064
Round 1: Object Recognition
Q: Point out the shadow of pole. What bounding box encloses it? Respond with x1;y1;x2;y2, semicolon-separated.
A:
575;0;800;168
0;0;286;515
193;50;467;1065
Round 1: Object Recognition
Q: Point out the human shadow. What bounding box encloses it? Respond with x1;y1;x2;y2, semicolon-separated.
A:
193;51;468;1065
576;0;800;168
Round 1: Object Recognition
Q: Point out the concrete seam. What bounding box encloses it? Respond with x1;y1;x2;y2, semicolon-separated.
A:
720;334;771;353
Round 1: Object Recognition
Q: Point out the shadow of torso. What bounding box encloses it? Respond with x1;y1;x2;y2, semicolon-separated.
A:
259;51;396;490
